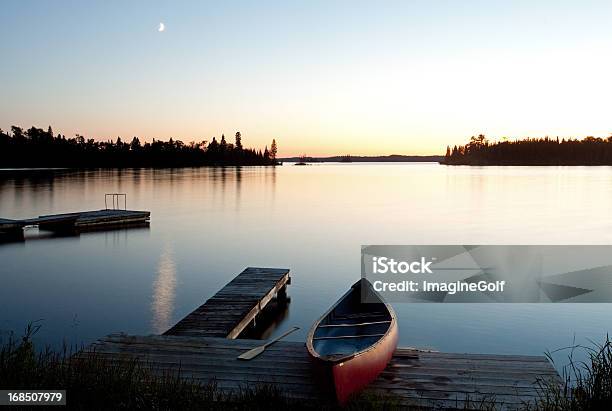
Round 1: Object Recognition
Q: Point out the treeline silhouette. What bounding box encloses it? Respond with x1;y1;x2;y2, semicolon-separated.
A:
443;134;612;165
0;126;279;167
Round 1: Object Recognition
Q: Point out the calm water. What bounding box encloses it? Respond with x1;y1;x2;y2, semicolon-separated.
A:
1;164;611;370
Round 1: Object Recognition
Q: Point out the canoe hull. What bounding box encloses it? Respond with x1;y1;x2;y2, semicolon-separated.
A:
307;279;399;404
330;320;398;404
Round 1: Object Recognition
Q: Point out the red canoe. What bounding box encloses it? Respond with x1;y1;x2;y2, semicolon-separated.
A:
306;279;398;404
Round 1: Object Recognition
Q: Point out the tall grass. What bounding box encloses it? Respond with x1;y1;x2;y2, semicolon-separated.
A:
1;323;223;409
531;335;612;410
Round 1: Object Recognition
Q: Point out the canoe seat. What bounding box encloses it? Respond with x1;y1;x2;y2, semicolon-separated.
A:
312;333;386;340
319;320;391;328
335;312;385;318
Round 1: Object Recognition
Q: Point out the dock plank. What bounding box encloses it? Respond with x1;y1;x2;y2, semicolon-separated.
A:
82;334;560;410
164;267;290;338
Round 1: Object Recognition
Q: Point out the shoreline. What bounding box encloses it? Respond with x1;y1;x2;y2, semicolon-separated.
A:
440;162;612;166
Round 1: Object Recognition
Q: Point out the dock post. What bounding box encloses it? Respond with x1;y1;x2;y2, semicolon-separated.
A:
277;284;288;301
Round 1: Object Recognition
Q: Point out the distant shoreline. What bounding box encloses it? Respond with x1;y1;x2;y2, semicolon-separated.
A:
440;161;612;166
279;155;444;163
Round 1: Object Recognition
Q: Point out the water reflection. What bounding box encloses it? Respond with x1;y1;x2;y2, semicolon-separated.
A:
240;294;291;339
235;166;242;212
151;244;177;334
2;165;611;365
0;223;150;245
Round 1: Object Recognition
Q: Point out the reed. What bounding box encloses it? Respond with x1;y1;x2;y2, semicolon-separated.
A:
530;335;612;410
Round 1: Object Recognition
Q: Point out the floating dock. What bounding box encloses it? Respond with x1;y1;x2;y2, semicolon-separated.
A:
83;267;560;409
0;218;23;233
0;209;150;236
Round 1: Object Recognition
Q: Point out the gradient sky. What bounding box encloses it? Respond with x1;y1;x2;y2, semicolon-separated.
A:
2;1;612;156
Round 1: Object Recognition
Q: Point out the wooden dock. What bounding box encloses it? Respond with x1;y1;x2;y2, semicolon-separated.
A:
87;334;559;409
0;209;150;235
83;267;560;409
164;267;290;338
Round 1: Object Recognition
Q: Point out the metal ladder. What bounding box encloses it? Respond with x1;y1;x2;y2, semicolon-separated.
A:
104;193;127;210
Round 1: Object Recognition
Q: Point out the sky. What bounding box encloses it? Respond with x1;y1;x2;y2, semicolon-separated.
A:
1;1;612;156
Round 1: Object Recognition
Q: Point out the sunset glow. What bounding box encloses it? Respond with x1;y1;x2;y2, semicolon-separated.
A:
2;1;612;156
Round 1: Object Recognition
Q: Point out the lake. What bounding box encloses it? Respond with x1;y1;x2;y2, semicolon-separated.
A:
1;164;611;370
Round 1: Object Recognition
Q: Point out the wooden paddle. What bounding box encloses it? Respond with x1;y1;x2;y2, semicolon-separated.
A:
237;326;300;360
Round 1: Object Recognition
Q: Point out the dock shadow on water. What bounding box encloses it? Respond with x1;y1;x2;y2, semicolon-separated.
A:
238;292;291;340
0;222;150;245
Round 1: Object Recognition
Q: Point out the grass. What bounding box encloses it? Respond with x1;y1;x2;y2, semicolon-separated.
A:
1;324;220;410
529;335;612;411
1;324;611;410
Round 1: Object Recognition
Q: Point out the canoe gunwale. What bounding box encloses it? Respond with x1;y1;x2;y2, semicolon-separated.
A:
306;279;397;364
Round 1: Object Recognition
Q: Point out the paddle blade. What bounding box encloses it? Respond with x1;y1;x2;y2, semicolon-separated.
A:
237;345;265;360
237;326;299;360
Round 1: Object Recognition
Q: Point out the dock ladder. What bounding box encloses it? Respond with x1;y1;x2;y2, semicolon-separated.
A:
105;193;127;210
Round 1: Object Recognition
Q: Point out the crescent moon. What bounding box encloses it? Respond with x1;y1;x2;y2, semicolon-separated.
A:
158;22;165;32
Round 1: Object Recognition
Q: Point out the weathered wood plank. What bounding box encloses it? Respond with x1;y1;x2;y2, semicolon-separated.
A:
84;352;555;389
81;334;560;410
164;267;290;338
